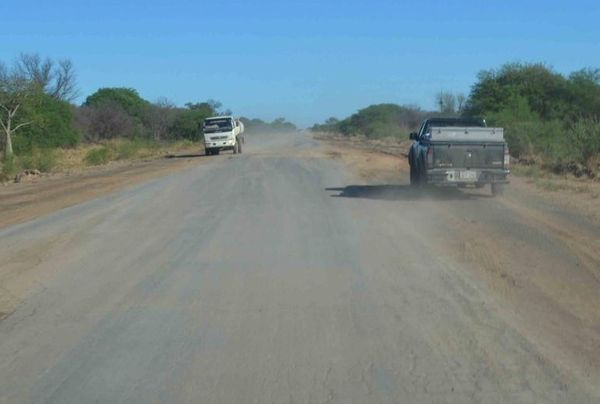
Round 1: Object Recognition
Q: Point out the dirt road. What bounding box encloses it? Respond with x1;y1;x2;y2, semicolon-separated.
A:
0;132;598;403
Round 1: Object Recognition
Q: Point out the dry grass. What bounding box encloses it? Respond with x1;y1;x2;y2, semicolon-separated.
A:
513;162;599;198
52;140;200;173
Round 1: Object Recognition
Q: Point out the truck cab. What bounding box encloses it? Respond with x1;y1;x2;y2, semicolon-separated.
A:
408;118;510;196
203;116;243;155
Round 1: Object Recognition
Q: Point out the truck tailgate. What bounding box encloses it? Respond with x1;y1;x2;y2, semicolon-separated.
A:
431;142;506;170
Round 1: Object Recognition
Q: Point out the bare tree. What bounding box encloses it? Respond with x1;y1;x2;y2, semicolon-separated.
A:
76;103;134;142
457;94;466;113
147;97;175;141
0;63;33;158
16;53;79;102
206;99;222;113
52;59;79;102
16;54;52;88
436;91;457;114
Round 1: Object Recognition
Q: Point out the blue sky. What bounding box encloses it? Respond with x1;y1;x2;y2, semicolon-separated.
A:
1;0;599;126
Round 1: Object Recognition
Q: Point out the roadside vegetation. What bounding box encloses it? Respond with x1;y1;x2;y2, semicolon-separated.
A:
0;53;291;182
312;104;427;140
313;63;600;179
465;63;600;178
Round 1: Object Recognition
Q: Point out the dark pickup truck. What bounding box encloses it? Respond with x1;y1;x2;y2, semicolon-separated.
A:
408;118;510;196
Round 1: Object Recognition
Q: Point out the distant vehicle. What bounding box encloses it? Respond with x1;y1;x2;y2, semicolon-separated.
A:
408;118;510;196
203;116;245;155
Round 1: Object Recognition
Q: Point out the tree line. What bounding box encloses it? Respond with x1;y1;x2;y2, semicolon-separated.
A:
0;53;296;168
465;63;600;175
313;63;600;176
0;53;227;161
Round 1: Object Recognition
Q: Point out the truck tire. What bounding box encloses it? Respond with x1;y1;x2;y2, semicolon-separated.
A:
417;157;427;187
408;150;418;186
205;149;211;156
491;183;504;196
238;141;242;154
233;142;238;154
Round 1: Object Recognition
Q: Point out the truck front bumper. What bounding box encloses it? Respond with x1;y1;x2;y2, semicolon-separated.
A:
205;138;236;151
426;168;509;186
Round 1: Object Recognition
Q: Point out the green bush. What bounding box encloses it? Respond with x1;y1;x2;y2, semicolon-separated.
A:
465;63;581;120
116;139;142;160
315;104;423;138
84;147;111;166
13;92;80;154
0;155;18;180
567;118;600;164
170;109;209;141
465;63;600;176
19;148;57;172
84;88;150;119
485;95;567;162
364;121;410;139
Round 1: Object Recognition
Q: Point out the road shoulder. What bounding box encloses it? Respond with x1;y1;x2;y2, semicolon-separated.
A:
0;153;208;230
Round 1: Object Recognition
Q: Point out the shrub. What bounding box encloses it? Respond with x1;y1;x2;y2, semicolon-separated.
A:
465;63;600;177
76;103;136;142
84;146;111;166
13;93;80;154
568;118;600;164
170;109;208;141
116;139;142;160
19;148;57;172
364;121;410;139
0;155;18;180
84;88;150;119
485;96;567;162
319;104;424;138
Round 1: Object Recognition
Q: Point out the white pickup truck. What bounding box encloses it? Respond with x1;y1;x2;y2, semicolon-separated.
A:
203;116;245;155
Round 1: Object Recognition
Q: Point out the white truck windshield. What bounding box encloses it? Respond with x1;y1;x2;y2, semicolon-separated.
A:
204;119;233;133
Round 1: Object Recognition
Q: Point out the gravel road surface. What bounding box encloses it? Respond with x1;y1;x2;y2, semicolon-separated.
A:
0;132;598;403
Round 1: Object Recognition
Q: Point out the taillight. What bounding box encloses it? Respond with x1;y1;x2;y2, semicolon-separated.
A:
504;145;510;168
426;147;434;168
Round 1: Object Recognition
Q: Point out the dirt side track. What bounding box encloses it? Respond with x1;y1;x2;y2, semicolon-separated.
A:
0;154;207;230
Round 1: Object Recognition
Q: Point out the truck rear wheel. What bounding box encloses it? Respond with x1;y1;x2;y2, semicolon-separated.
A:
233;142;238;154
417;158;427;187
491;183;504;196
238;141;242;154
